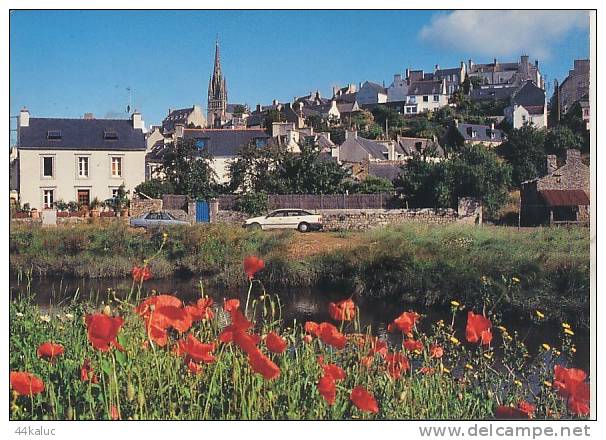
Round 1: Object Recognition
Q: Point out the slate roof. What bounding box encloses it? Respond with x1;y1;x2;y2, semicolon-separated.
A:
470;86;518;101
19;117;146;150
367;162;402;181
360;81;387;94
511;80;545;109
162;107;194;132
182;128;270;156
456;123;504;143
397;136;445;157
407;80;444;95
336;102;358;114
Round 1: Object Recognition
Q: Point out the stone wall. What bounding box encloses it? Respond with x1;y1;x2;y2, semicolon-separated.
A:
214;210;248;225
130;198;162;218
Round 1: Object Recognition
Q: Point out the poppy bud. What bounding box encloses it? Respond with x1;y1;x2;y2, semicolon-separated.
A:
399;391;407;402
126;382;135;401
102;305;112;316
66;405;74;420
137;390;145;408
487;390;494;399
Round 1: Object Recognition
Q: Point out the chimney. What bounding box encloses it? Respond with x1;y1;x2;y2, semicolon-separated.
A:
332;85;338;96
272;99;279;106
435;64;440;71
174;123;184;138
566;149;581;166
19;107;30;128
132;111;143;130
168;108;172;115
468;59;474;70
387;142;395;161
345;130;357;140
546;155;558;175
256;104;262;112
493;58;497;65
394;73;402;83
83;112;94;120
405;68;410;79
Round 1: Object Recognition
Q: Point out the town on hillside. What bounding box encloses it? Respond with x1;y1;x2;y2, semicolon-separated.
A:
10;42;591;228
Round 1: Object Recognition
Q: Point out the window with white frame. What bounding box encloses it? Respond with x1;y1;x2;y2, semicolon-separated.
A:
43;189;54;209
42;156;54;178
433;95;440;102
111;157;123;177
78;156;89;177
111;188;120;199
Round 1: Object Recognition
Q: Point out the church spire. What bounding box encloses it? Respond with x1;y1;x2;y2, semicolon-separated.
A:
207;37;227;128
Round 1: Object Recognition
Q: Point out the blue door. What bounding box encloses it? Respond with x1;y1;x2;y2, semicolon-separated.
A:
196;200;210;223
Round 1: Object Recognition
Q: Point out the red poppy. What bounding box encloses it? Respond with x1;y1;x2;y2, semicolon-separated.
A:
419;366;435;375
143;305;193;347
135;294;182;316
350;386;379;414
318;375;336;405
247;348;280;380
110;405;120;420
317;322;347;350
176;334;215;364
37;342;64;361
232;328;261;355
303;334;313;344
387;311;420;335
567;382;590;416
403;339;423;354
370;339;388;358
185;297;214;322
360;355;374;369
186;359;202;375
495;405;531;419
80;359;98;384
430;344;444;359
218;308;255;344
318;357;346;381
85;314;124;352
553;365;587;399
304;321;320;336
265;331;287;354
384;352;410;379
131;265;152;282
223;298;240;312
243;256;265;280
328;299;356;322
465;311;493;345
10;372;45;396
518;401;536;418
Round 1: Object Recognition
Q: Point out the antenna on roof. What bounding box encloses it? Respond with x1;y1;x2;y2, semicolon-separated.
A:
126;87;132;114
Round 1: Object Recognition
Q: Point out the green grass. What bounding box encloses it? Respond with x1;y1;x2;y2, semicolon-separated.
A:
9;284;584;420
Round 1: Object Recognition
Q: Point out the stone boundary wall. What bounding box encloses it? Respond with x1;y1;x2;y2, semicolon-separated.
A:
319;208;458;231
11;216;129;226
130;198;162;218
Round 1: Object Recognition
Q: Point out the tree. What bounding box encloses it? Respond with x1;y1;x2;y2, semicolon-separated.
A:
344;175;394;194
396;145;512;217
232;104;247;116
544;126;583;157
263;109;285;133
497;124;547;187
227;141;284;194
159;139;217;199
134;179;175;199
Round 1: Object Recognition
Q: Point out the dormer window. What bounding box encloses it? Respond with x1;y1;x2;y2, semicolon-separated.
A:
104;130;118;140
47;130;62;140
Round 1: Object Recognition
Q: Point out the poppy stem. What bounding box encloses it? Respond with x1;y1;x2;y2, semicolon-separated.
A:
244;279;253;318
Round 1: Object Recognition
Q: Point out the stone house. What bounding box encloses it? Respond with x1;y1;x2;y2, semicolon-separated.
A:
504;80;547;129
16;108;146;210
557;59;590;115
520;149;590;225
336;131;406;163
449;121;505;148
161;105;206;135
357;81;388;105
467;55;544;89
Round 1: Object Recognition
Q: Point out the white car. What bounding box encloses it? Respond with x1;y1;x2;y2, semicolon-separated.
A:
244;209;323;232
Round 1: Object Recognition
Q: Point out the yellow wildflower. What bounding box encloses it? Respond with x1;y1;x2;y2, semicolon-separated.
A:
535;310;545;319
465;364;474;370
497;325;507;332
40;314;51;323
544;381;552;387
102;305;112;316
442;367;451;374
436;319;445;327
562;322;571;329
554;350;561;356
571;345;577;353
514;380;523;387
449;336;460;345
163;232;169;239
512;277;520;283
564;328;575;336
504;334;513;341
450;300;460;307
541;343;551;351
483;352;493;360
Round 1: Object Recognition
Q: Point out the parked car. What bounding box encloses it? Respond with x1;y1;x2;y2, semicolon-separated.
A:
244;209;323;232
130;211;190;229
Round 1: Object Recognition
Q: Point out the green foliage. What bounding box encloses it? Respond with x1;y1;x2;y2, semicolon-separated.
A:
396;145;511;216
134;179;175;199
344;175;394;194
232;104;247;116
544;126;583;157
160;139;217;200
235;192;269;216
497;124;547;187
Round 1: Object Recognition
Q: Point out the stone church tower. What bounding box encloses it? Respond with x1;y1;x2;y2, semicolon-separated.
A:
207;40;227;128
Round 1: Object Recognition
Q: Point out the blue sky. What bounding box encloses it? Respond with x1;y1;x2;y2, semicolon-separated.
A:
10;10;590;133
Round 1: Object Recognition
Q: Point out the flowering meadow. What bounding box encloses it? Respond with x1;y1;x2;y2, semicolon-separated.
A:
10;252;589;420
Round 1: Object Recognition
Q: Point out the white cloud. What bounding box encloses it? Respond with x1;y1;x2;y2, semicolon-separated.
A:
419;10;588;60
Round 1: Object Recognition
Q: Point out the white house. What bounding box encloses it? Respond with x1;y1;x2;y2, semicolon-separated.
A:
404;79;449;114
16;109;147;210
503;80;547;129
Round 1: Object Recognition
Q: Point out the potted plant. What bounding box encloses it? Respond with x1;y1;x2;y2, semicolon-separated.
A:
90;197;101;217
55;200;69;217
113;184;129;217
67;201;80;217
30;207;39;219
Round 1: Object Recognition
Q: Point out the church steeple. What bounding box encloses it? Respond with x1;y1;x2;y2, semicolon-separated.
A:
207;38;228;128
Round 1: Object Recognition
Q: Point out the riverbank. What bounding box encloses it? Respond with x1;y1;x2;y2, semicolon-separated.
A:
10;222;590;328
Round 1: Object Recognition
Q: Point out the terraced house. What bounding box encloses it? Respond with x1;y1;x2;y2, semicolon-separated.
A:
15;109;146;210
